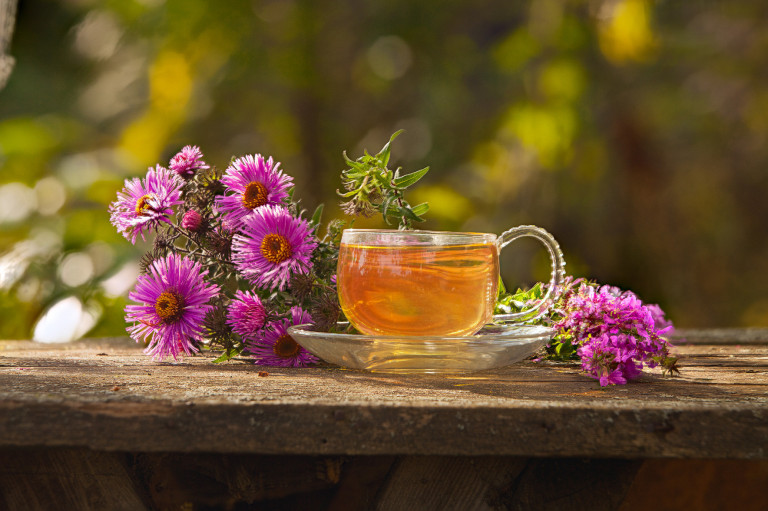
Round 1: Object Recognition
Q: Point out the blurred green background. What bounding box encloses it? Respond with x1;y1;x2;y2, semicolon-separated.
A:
1;0;766;341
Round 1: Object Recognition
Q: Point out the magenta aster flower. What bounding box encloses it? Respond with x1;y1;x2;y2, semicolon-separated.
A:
109;165;183;244
125;253;219;361
247;307;318;367
555;283;673;386
169;145;209;178
214;154;293;231
232;205;317;291
226;290;267;340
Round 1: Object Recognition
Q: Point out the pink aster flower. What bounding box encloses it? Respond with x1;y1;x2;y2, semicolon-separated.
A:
214;154;293;232
555;283;674;386
231;205;317;291
125;253;220;361
247;307;318;367
169;145;209;178
109;165;183;244
226;290;267;340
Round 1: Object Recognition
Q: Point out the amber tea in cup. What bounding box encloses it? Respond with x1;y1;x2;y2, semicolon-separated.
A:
337;227;565;337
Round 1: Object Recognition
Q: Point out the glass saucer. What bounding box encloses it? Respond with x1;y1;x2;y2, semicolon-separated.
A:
287;322;555;374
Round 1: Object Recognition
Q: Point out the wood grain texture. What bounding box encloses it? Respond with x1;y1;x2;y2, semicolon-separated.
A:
670;328;768;345
0;449;148;511
374;456;528;511
1;335;767;458
619;459;768;511
1;450;767;510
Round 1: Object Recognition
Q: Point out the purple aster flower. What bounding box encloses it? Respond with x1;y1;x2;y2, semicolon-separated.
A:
215;154;293;231
125;253;220;361
109;165;183;244
169;145;209;178
226;290;267;340
232;205;317;291
247;307;318;367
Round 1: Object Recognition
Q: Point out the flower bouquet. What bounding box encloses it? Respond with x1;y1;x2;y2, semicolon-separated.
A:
110;133;677;385
497;279;678;386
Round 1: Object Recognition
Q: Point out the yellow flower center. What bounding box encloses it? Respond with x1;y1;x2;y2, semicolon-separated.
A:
242;181;269;210
135;194;155;216
260;233;292;264
273;334;301;358
155;290;184;323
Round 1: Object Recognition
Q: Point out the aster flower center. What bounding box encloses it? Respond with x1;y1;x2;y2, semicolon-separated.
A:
273;334;301;358
134;194;156;216
242;181;269;210
260;233;293;264
155;290;184;323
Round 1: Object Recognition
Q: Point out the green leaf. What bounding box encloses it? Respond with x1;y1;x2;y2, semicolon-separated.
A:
548;338;576;361
400;205;426;223
213;346;243;363
310;203;324;227
380;195;397;225
410;202;430;217
392;166;429;189
497;276;507;298
384;206;401;218
378;129;404;166
337;189;358;198
344;169;367;178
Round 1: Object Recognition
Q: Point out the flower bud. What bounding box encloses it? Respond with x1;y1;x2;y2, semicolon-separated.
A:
181;210;204;231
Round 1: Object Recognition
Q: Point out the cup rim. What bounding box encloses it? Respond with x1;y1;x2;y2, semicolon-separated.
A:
341;228;497;244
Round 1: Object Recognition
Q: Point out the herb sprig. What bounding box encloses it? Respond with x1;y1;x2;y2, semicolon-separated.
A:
338;130;430;230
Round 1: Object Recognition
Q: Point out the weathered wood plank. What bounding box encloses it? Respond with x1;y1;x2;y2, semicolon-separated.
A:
0;449;148;511
131;453;342;509
374;456;528;511
671;327;768;345
374;457;768;511
503;458;642;511
619;459;768;511
327;456;397;510
2;450;765;511
0;337;766;458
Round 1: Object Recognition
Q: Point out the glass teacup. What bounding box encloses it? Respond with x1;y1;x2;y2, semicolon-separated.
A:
337;226;566;337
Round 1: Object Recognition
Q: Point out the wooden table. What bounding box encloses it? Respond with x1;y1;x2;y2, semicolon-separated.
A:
1;329;767;510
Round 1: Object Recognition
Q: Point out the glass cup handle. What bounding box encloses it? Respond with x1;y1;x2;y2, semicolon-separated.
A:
493;225;566;323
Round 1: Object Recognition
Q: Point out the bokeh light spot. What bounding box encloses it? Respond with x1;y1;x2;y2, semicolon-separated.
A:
367;36;412;80
0;182;37;224
58;252;95;288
